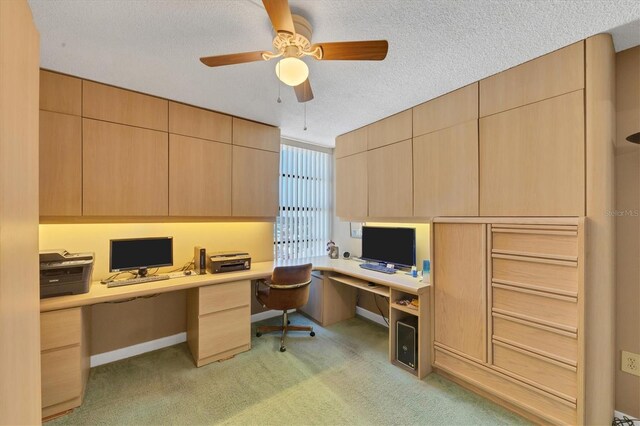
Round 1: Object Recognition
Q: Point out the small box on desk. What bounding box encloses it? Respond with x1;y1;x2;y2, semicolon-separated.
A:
396;317;418;370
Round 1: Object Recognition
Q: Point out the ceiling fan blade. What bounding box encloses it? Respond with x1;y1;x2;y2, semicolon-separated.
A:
262;0;295;35
294;78;314;103
312;40;389;61
200;51;266;67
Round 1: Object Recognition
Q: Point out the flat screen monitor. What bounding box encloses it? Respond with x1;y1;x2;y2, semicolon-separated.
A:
361;226;416;268
110;237;173;275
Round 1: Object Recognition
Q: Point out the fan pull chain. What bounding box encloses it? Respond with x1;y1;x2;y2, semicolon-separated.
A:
304;102;307;131
276;61;282;103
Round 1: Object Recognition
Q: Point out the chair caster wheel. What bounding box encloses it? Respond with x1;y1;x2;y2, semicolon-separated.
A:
310;331;316;337
279;346;286;352
256;332;262;337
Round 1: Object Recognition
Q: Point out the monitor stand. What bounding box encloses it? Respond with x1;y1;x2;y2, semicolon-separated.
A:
137;267;148;277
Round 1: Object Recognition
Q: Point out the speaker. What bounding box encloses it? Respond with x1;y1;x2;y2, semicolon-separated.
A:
396;317;418;370
194;246;207;275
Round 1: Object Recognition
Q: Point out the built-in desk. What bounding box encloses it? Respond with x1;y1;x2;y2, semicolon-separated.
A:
39;256;431;419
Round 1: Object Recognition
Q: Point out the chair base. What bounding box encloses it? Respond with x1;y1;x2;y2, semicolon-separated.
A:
256;311;315;352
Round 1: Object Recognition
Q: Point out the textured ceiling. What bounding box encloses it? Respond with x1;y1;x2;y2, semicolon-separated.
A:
29;0;640;147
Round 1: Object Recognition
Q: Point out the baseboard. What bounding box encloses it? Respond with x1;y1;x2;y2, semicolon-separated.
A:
90;332;187;367
356;306;389;328
614;410;640;424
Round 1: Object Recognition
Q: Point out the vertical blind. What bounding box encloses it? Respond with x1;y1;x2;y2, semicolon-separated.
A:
274;144;331;261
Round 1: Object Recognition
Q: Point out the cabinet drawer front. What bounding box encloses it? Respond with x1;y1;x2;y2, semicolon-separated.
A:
493;286;577;330
41;346;82;408
41;308;82;351
493;342;577;400
434;347;576;425
493;315;577;365
199;306;250;358
492;229;577;260
492;256;577;295
199;281;250;315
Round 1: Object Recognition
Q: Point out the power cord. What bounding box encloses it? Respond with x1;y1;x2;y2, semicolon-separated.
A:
374;294;389;326
613;415;639;426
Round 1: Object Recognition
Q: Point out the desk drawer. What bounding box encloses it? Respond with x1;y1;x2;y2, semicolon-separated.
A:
492;286;577;331
41;345;82;409
492;255;578;295
492;228;577;259
493;314;577;365
41;308;81;351
199;280;249;315
199;305;250;359
493;341;577;400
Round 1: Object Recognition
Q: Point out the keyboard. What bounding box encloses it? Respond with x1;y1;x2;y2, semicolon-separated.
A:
107;275;170;288
359;263;396;274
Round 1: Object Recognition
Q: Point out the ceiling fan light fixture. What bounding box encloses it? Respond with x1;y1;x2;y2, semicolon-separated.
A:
276;57;308;87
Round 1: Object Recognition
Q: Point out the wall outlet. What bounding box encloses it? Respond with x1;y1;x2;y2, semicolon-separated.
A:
621;351;640;376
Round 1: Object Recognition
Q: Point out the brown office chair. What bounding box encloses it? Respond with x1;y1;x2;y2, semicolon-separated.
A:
255;263;315;352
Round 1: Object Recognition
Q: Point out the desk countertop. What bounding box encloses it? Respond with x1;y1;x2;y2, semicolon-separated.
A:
40;256;430;312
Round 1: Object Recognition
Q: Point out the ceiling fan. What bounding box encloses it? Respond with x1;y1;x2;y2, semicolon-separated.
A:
199;0;388;103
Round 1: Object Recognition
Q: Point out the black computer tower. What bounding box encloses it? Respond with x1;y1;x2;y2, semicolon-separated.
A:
396;317;418;370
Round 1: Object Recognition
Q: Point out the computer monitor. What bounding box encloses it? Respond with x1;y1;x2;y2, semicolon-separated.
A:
110;237;173;276
361;226;416;269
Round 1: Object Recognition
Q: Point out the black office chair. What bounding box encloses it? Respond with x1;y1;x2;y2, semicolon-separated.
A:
254;263;315;352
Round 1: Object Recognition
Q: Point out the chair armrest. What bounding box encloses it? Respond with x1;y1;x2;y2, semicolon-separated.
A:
268;279;312;289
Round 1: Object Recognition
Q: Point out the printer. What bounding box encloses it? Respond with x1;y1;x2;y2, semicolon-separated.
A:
40;250;94;298
207;251;251;274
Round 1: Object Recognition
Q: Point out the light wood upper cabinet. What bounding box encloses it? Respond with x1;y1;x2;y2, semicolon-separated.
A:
433;223;487;363
82;119;168;216
40;70;81;116
413;120;478;217
169;134;232;216
480;41;584;117
232;117;280;152
83;80;168;131
368;139;413;217
40;111;82;216
480;90;585;216
367;109;412;150
335;127;367;159
168;102;231;143
232;145;279;216
413;83;478;137
335;152;368;219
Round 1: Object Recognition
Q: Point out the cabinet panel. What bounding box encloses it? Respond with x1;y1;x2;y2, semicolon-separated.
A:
232;117;280;152
413;83;478;137
40;308;81;352
39;111;82;216
199;281;249;316
83;80;168;131
413;120;478;217
169;134;231;216
198;306;250;359
368;140;413;218
480;41;584;116
83;119;169;216
41;346;82;409
479;90;585;216
40;70;81;115
231;145;279;217
169;102;231;143
367;109;412;150
433;223;486;363
300;274;323;323
335;152;367;219
335;127;367;159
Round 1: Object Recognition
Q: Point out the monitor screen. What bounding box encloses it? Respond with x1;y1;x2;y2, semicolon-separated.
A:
110;237;173;272
361;227;416;268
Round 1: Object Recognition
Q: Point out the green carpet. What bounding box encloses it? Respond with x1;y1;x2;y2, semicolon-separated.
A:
49;314;529;425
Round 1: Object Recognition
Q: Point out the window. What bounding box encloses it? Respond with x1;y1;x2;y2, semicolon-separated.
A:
275;144;331;261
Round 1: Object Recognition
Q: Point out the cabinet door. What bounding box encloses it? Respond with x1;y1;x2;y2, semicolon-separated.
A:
232;145;279;216
232;117;280;152
479;91;585;216
367;109;412;150
40;111;82;216
413;120;478;217
335;152;367;219
83;119;169;216
433;223;487;363
335;127;367;159
40;70;81;115
413;83;478;137
169;134;231;216
368;139;413;217
169;102;231;143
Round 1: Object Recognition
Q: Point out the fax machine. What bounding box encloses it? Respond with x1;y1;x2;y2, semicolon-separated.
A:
40;250;94;298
